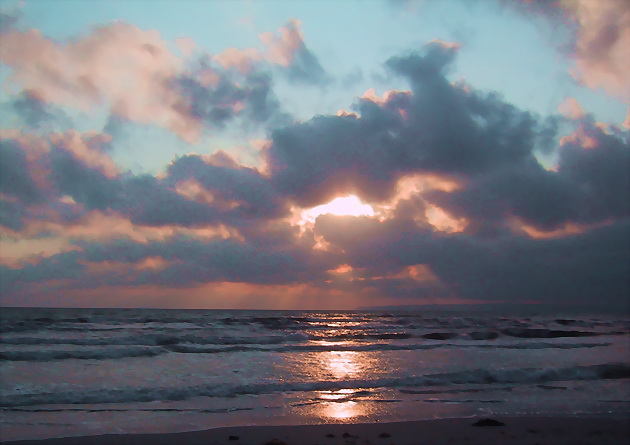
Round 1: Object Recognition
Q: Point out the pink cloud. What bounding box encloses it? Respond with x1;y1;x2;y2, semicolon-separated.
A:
430;39;462;50
559;122;600;149
0;22;204;143
560;0;630;99
213;47;261;73
79;256;171;277
558;97;585;119
175;37;196;57
259;18;304;67
0;237;81;268
50;130;119;178
513;217;614;239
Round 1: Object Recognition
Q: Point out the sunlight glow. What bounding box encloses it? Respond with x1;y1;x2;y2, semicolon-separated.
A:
322;398;361;420
301;196;375;223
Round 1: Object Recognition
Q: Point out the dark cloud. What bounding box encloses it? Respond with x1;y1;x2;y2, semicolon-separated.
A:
430;220;630;307
314;212;630;308
243;71;291;126
267;42;555;206
0;251;85;296
1;132;288;230
52;233;334;288
174;66;289;133
426;162;581;231
49;148;120;211
0;10;20;31
557;123;630;220
175;75;245;127
47;153;225;227
165;154;287;220
0;198;27;231
427;120;629;232
11;89;70;129
0;139;43;204
102;114;132;141
268;113;401;206
341;68;364;88
117;174;223;226
285;45;329;85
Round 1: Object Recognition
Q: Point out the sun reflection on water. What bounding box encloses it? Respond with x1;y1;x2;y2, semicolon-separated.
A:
314;351;371;420
326;351;360;379
320;396;364;420
318;389;366;420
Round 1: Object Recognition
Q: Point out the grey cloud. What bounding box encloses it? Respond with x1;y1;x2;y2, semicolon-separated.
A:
266;42;555;206
0;251;84;295
174;68;289;132
73;235;332;287
341;68;364;88
2;134;288;230
116;175;222;226
427;121;629;231
558;124;630;220
0;198;27;231
428;220;630;307
314;212;630;308
49;149;121;211
0;139;44;204
165;154;288;220
11;89;70;129
285;45;329;86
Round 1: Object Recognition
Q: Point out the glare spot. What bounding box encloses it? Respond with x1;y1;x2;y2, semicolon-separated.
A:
301;195;374;223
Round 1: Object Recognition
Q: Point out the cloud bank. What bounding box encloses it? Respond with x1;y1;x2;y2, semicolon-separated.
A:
1;10;628;310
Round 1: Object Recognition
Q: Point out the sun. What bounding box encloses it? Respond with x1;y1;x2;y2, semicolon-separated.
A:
301;195;375;223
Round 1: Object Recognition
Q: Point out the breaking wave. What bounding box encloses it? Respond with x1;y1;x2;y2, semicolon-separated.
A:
2;363;628;408
0;346;163;362
0;340;613;362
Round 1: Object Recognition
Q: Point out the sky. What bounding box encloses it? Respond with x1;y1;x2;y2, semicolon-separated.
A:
0;0;628;310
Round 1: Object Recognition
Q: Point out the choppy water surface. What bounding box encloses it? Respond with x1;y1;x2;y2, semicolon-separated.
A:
1;307;629;441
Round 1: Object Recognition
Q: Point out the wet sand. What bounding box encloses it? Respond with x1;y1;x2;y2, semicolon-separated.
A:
5;416;629;445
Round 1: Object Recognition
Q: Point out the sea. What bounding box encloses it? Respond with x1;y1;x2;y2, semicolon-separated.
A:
1;307;629;441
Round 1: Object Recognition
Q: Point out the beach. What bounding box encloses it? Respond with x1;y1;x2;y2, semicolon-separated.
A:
5;416;630;444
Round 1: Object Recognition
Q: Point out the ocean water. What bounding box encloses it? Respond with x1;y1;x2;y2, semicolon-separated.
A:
1;307;629;441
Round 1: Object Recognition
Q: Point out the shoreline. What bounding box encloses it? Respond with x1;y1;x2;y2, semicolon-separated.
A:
5;415;630;445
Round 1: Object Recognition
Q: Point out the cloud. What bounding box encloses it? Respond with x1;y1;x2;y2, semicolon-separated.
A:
557;121;630;220
0;21;290;143
512;0;630;99
175;37;196;57
312;212;629;307
165;154;287;220
1;228;333;297
561;0;630;99
558;97;585;119
0;128;291;231
213;47;261;73
266;42;555;206
259;19;328;85
210;19;328;85
0;23;196;138
0;139;44;205
1;38;628;309
260;19;304;67
10;89;70;129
